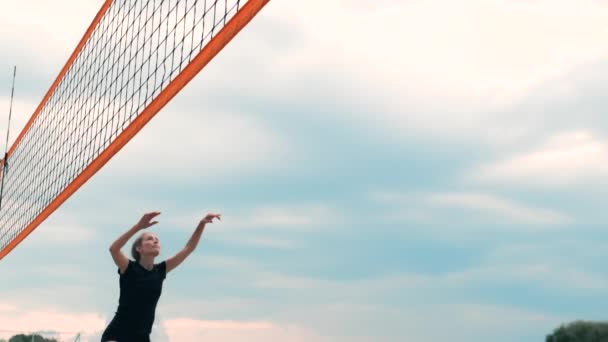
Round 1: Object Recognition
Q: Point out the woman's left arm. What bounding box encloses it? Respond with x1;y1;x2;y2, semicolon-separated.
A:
166;213;221;274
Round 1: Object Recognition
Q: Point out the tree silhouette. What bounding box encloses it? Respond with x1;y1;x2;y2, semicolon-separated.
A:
547;321;608;342
7;334;57;342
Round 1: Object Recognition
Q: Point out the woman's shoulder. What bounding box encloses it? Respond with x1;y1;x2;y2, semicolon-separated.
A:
117;259;136;275
155;260;167;279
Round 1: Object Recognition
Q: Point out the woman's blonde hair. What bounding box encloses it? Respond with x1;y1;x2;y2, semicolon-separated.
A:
131;233;146;261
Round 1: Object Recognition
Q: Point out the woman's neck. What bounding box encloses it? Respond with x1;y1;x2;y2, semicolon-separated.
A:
139;256;155;270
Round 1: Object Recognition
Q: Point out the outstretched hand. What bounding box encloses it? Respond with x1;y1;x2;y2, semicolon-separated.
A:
199;213;221;226
135;211;160;230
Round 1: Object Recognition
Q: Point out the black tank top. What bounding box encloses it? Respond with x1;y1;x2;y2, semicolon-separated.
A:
103;260;167;339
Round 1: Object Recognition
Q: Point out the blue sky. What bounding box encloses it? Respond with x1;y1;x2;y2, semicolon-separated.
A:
1;0;608;341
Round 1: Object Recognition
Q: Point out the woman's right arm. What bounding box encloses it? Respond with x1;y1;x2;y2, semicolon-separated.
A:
109;212;160;273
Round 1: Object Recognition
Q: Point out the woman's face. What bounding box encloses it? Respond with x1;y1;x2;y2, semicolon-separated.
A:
138;233;161;257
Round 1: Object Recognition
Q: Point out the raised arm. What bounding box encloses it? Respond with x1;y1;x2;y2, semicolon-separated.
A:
109;211;160;273
166;213;221;274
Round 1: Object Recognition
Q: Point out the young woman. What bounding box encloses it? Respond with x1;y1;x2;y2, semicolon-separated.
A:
101;211;221;342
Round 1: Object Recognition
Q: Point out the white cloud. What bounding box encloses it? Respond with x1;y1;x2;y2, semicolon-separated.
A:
0;299;565;342
270;298;563;342
0;99;39;151
372;190;569;227
25;221;97;247
0;264;581;342
241;205;342;230
192;255;265;273
252;273;338;291
220;235;302;249
255;0;608;145
100;108;290;183
0;208;99;251
440;263;608;293
157;268;570;341
165;205;338;231
0;205;97;261
0;1;101;68
278;262;608;296
162;204;343;249
189;249;608;299
0;303;324;342
427;192;570;225
486;240;608;269
5;0;608;152
162;318;324;342
473;130;608;187
424;303;562;341
0;304;105;341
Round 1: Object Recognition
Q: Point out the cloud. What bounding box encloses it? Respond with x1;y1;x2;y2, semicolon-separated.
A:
157;268;570;341
0;98;38;150
99;108;290;184
439;264;608;294
418;303;562;342
0;0;114;146
372;190;570;227
6;0;608;154
166;204;341;231
0;299;565;342
25;220;97;246
0;304;105;341
247;0;608;147
473;130;608;187
0;1;101;73
219;235;302;249
0;261;582;342
0;200;97;259
486;240;608;269
427;192;570;225
252;273;338;291
189;247;608;301
266;262;608;297
162;318;323;342
235;205;343;230
0;303;324;342
162;204;344;249
260;299;563;342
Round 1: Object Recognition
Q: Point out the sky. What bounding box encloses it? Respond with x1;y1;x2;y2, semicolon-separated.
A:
1;0;608;341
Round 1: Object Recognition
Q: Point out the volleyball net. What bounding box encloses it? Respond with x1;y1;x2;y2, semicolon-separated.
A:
0;0;270;260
